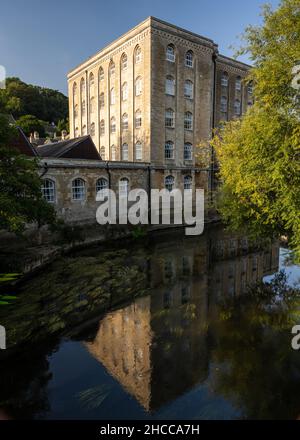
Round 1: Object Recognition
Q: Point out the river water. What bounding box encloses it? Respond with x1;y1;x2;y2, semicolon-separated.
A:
1;226;300;420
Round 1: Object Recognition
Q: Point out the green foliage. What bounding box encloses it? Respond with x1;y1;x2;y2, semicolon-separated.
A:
0;114;57;234
57;117;69;134
0;77;68;124
213;0;300;259
16;114;46;137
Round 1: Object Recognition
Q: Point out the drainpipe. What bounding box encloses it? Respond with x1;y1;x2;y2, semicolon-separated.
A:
40;161;48;178
147;165;151;222
106;161;111;188
210;51;218;202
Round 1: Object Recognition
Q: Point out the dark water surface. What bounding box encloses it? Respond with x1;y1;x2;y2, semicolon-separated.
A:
1;226;300;420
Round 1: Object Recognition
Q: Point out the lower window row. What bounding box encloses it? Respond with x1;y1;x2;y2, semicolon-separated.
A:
41;175;194;203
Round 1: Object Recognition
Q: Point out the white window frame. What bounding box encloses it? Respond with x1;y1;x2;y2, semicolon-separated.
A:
122;113;128;131
185;51;193;68
165;109;175;128
121;143;129;161
100;120;105;136
184;143;193;160
165;141;174;159
135;110;142;128
184;112;193;130
135;46;142;64
72;178;86;201
166;76;175;96
135;142;142;160
165;175;175;191
42;179;55;203
96;177;108;193
135;77;142;96
110;117;116;134
166;45;175;62
184;80;193;99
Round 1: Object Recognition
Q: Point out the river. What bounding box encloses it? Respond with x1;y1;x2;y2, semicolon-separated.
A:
0;225;300;420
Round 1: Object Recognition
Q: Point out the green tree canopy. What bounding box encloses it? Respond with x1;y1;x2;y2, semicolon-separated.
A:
16;115;46;137
0;77;68;124
0;114;56;234
212;0;300;258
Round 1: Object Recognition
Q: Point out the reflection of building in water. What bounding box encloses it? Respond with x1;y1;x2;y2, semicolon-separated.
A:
85;230;280;412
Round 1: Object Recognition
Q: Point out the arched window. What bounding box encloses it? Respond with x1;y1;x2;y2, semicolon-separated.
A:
184;175;192;190
73;82;77;97
110;116;116;133
184;143;193;160
89;72;94;97
82;124;87;135
221;72;229;87
135;110;142;128
221;96;228;113
236;76;242;91
72;178;86;201
122;82;128;101
42;179;55;203
165;175;174;191
96;177;108;193
122;113;128;131
80;78;85;96
166;44;175;62
185;50;193;68
165;76;175;95
119;177;129;196
165;108;175;128
184;112;193;130
74;104;78;118
165;141;174;159
99;92;104;108
89;96;95;113
100;119;105;136
75;127;79;137
100;146;106;160
82;100;86;115
121;143;129;160
248;81;253;95
99;66;104;82
135;76;142;96
109;61;115;77
90;122;95;136
121;53;128;70
135;141;142;160
111;145;116;161
184;80;193;99
134;45;142;64
110;88;115;105
234;99;241;115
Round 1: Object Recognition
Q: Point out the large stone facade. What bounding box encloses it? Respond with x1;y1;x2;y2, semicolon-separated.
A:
68;17;251;168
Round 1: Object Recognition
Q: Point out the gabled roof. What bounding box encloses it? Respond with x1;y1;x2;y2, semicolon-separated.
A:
13;126;38;157
37;135;102;160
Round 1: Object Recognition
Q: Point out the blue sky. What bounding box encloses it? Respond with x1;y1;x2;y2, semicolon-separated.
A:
0;0;279;95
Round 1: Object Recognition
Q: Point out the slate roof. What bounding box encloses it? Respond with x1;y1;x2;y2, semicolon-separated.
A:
37;135;102;160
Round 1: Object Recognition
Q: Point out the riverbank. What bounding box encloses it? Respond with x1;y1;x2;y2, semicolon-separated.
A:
0;212;221;281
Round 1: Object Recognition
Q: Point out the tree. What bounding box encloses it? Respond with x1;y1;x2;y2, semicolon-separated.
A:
0;77;68;124
0;114;56;234
16;114;46;137
212;0;300;258
57;117;69;134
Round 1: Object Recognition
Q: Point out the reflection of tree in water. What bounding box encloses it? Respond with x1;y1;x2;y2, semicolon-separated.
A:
0;249;149;348
0;339;59;419
210;273;300;420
